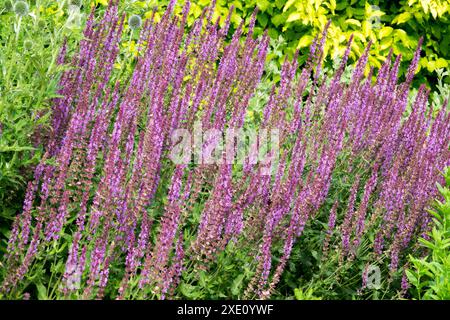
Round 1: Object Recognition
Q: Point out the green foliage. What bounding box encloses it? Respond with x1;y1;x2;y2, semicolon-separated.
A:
175;241;256;299
116;0;449;88
294;287;322;300
408;68;450;117
406;167;450;300
0;0;92;252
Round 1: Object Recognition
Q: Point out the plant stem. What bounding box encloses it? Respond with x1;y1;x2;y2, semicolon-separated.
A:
15;16;22;42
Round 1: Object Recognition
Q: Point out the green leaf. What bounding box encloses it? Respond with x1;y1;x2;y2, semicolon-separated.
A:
406;269;418;285
36;283;48;300
379;37;393;51
199;271;207;287
284;0;297;12
362;20;371;37
257;13;269;28
324;0;337;14
427;60;436;72
274;0;285;10
393;12;412;24
286;12;301;23
419;237;437;250
256;0;271;12
430;6;438;19
231;274;245;296
345;19;361;27
271;13;286;27
379;26;393;39
394;29;410;46
180;283;199;299
0;144;35;152
294;288;303;300
435;58;449;69
297;34;314;48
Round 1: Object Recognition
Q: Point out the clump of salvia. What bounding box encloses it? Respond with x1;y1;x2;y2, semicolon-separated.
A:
2;0;449;300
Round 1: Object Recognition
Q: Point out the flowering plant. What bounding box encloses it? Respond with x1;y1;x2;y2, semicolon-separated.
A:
1;0;449;300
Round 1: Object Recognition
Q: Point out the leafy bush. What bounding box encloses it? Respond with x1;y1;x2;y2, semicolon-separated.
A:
0;0;91;248
406;167;450;300
119;0;449;89
1;1;449;300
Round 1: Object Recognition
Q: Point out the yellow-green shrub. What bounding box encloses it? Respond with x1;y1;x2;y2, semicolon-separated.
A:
114;0;449;87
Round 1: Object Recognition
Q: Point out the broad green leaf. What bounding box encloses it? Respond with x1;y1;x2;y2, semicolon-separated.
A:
257;13;269;28
345;18;361;27
286;12;301;23
330;0;336;13
231;274;245;296
284;0;297;12
297;34;314;48
271;13;286;27
394;29;410;45
256;0;271;12
430;6;438;19
379;26;393;39
379;37;393;51
232;1;243;10
180;283;199;299
427;60;436;72
393;12;412;24
362;20;371;37
435;58;449;69
275;0;285;10
37;283;48;300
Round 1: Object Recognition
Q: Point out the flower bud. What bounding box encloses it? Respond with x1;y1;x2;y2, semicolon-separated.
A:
128;14;142;30
24;39;33;51
14;1;29;17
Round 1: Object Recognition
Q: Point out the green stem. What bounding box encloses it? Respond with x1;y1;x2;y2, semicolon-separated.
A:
15;16;22;42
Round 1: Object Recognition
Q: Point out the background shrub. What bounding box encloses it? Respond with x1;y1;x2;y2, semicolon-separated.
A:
0;0;89;251
118;0;450;89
